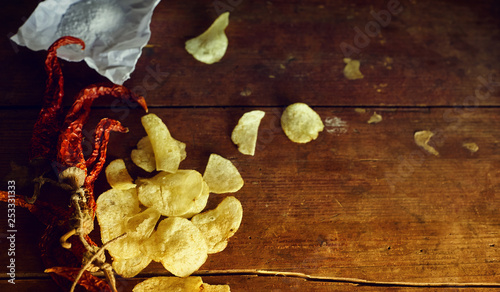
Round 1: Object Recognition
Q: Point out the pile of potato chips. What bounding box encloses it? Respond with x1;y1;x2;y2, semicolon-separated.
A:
97;113;243;289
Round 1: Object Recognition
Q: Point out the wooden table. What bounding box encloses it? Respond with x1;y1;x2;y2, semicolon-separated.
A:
1;0;500;291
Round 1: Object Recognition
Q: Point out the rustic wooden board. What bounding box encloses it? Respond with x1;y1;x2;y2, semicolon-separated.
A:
1;107;499;290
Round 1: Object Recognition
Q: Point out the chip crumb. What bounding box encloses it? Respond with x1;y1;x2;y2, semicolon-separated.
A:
414;130;439;156
343;58;364;80
367;112;382;124
354;108;366;114
462;142;479;153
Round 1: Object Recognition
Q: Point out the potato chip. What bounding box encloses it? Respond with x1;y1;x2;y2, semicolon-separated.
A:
231;110;265;156
96;188;140;243
414;130;439;156
281;103;324;143
192;196;242;254
203;154;244;194
181;180;210;219
125;208;161;240
343;58;364;80
145;217;208;277
133;276;203;292
201;283;231;292
112;253;152;278
137;170;208;217
131;136;156;172
185;12;229;64
141;113;187;173
105;159;136;190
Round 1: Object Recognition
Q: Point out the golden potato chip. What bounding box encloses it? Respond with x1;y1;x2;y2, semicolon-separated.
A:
96;188;140;243
133;276;203;292
141;113;187;173
112;253;152;278
343;58;364;80
125;208;161;240
192;196;242;254
231;110;265;156
181;180;210;219
105;159;136;190
145;217;208;277
185;12;229;64
281;103;324;143
131;136;156;172
203;154;244;194
414;130;439;156
201;283;231;292
137;170;207;217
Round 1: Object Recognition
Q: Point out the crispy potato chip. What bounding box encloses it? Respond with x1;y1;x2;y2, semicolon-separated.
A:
414;130;439;156
231;110;265;156
133;276;203;292
201;283;231;292
145;217;208;277
96;188;140;243
192;196;242;254
131;136;156;172
125;208;161;240
203;154;244;194
137;170;208;217
112;253;152;278
105;159;136;190
281;103;324;143
141;113;187;173
185;12;229;64
181;180;210;219
343;58;364;80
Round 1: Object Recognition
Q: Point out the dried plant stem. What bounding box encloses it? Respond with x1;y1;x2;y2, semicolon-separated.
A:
196;269;500;288
70;233;126;292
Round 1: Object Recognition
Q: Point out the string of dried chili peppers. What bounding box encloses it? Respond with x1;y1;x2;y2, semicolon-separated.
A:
0;36;148;292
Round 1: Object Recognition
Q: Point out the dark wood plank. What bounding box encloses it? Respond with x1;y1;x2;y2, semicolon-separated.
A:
1;107;499;288
1;0;499;107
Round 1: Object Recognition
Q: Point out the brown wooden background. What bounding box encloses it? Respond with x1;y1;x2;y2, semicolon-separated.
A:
1;0;499;291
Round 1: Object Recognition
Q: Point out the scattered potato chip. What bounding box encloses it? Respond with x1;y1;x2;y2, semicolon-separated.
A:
367;112;382;124
145;217;208;277
231;110;265;156
131;136;156;172
133;276;203;292
96;188;140;243
125;208;161;240
141;113;187;173
203;154;244;194
105;159;136;190
201;283;231;292
281;103;324;143
192;196;243;254
137;170;208;217
414;130;439;156
112;253;152;278
462;142;479;153
185;12;229;64
343;58;364;80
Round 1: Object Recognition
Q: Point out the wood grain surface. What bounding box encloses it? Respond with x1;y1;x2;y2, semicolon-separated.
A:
0;0;499;291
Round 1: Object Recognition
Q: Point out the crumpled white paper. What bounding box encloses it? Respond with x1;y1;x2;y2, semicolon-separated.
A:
11;0;161;85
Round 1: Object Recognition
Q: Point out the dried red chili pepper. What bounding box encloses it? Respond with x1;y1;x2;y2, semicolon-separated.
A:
30;36;85;163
